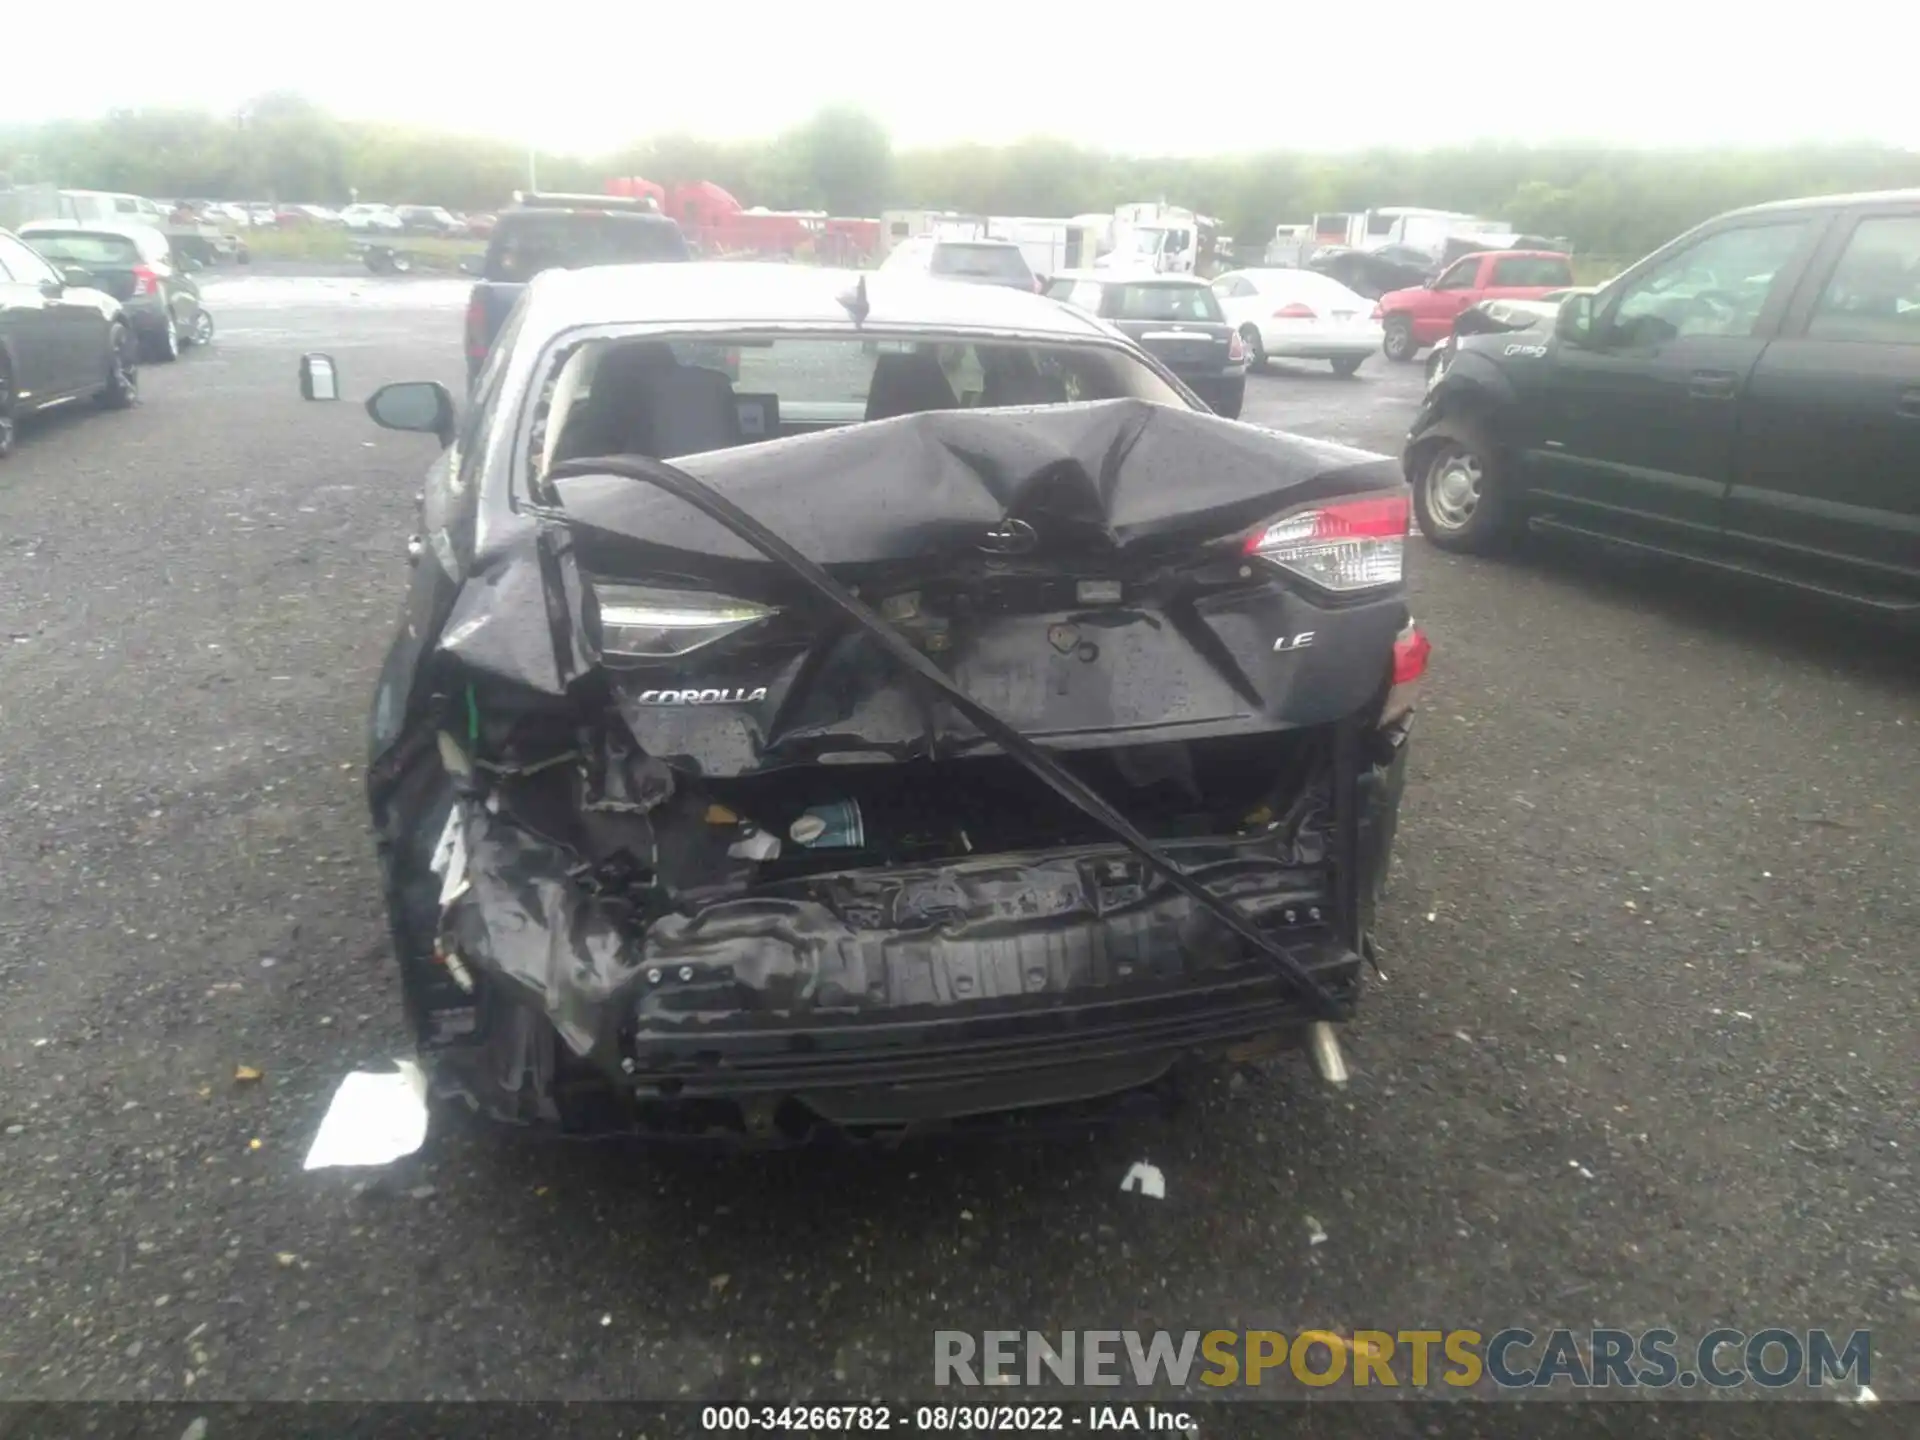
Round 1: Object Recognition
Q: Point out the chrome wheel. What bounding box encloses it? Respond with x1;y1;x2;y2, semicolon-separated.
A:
102;325;139;408
1239;324;1265;368
1425;445;1482;531
0;368;15;457
190;309;215;345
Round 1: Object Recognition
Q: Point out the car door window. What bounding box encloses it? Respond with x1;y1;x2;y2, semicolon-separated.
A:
1490;255;1573;287
1804;215;1920;345
1067;280;1103;311
1435;260;1481;291
1215;276;1252;299
0;233;57;286
1606;220;1813;345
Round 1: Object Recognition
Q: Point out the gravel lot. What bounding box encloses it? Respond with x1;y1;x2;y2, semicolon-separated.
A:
0;272;1913;1413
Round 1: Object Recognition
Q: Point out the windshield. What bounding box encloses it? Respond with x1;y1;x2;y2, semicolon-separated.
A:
928;244;1032;283
533;330;1190;481
485;212;690;282
22;231;140;265
1108;283;1223;322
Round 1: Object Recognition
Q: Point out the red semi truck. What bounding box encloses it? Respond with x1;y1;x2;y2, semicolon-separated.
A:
605;178;879;264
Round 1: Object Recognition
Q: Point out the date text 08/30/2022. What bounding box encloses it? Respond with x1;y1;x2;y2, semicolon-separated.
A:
700;1406;1192;1432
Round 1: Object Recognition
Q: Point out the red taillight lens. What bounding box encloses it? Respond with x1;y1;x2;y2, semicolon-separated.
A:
1384;621;1430;723
1274;303;1316;320
464;292;488;361
1244;492;1409;592
1226;330;1246;362
131;265;159;296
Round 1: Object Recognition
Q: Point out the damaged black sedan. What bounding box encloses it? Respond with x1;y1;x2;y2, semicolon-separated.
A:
302;262;1428;1143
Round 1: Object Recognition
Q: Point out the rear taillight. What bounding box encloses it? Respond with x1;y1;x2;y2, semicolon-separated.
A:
1244;492;1408;592
131;265;159;296
464;291;488;362
1274;303;1316;320
1226;330;1246;363
1383;621;1431;724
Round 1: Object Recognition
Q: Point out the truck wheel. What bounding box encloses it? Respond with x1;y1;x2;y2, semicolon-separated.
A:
1411;416;1516;554
0;360;16;459
1383;316;1418;363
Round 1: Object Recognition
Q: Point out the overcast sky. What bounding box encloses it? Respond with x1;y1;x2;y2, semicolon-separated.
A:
6;2;1914;156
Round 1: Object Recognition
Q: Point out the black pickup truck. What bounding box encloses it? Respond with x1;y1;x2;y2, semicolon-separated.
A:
1404;189;1920;617
464;192;690;382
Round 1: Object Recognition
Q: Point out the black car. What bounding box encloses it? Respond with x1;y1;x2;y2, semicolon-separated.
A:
20;221;212;361
463;192;690;382
296;262;1425;1144
0;226;139;458
1404;189;1920;617
1046;270;1248;418
1306;246;1433;300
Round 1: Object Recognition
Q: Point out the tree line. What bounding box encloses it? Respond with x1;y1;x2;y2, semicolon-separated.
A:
6;93;1919;261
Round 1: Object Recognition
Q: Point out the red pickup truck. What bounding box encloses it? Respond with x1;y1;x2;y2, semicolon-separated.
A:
1376;249;1574;361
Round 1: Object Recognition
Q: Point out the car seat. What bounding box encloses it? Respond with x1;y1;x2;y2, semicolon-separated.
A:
640;366;742;458
865;352;960;421
560;341;679;457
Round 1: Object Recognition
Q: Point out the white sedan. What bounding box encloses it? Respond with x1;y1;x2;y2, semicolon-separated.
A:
1210;268;1385;375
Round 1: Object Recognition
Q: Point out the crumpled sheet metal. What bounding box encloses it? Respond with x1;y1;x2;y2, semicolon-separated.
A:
549;397;1399;568
436;524;593;696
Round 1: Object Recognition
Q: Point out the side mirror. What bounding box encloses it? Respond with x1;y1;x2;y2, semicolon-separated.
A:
367;380;457;448
299;353;341;402
60;266;95;290
1556;293;1595;347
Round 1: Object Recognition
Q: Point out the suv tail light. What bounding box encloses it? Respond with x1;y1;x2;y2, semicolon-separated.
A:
1226;330;1246;363
1273;303;1316;320
464;290;488;364
1244;492;1408;592
131;265;159;297
1383;621;1431;724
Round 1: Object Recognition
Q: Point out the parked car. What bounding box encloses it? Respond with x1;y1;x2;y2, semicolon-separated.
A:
0;227;139;457
340;204;405;234
1209;268;1384;375
1424;287;1589;385
19;222;212;361
464;212;498;239
294;261;1426;1141
1306;245;1434;300
1376;249;1574;362
879;236;1040;292
463;191;689;382
395;205;462;236
1404;190;1920;615
1046;268;1248;417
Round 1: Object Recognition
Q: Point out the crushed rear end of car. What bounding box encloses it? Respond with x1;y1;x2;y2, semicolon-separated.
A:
371;400;1426;1145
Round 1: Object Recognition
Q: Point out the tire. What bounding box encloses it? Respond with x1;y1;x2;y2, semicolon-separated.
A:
389;251;414;274
1411;416;1515;554
1383;316;1418;363
1426;346;1451;386
1331;355;1365;377
145;312;180;363
98;323;139;409
1238;324;1266;370
0;360;15;459
188;308;216;346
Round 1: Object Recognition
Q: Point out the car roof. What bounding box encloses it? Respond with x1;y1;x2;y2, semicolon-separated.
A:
524;261;1114;339
931;237;1021;248
1715;187;1920;220
1049;269;1209;285
19;219;163;243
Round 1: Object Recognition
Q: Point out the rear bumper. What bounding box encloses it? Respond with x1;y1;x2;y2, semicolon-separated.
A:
1264;326;1383;359
416;734;1409;1142
1181;371;1247;414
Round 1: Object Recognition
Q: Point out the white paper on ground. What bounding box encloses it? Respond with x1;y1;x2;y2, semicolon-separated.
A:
303;1059;430;1170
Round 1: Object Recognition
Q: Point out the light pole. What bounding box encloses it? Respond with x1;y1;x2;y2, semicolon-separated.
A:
528;147;539;194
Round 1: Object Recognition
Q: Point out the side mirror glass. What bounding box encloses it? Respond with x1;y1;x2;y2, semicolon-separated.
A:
299;353;341;402
1556;293;1595;347
367;380;456;447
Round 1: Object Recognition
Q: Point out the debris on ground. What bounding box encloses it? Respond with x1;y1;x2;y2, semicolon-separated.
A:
1120;1161;1166;1199
1305;1215;1329;1246
234;1065;263;1084
302;1059;429;1170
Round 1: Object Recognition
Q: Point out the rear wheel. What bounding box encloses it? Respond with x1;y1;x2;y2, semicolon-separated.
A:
145;313;180;363
0;360;16;459
1330;355;1365;377
98;323;139;409
1238;324;1266;370
1412;417;1515;553
188;308;215;346
1383;316;1418;363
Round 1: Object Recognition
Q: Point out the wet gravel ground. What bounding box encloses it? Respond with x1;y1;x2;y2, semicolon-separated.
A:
0;273;1914;1415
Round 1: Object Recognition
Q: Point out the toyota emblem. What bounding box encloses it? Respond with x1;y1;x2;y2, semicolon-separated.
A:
977;518;1039;555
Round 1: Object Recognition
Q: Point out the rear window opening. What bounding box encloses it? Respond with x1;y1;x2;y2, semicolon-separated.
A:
533;331;1189;477
484;213;690;282
21;232;142;266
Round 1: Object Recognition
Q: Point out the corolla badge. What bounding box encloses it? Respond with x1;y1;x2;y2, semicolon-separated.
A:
634;687;769;704
978;518;1039;555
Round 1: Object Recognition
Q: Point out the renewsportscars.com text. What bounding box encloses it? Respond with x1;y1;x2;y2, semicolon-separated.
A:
934;1328;1871;1391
